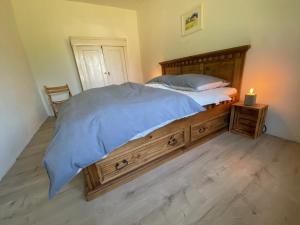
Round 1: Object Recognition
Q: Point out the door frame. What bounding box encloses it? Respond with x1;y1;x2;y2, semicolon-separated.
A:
70;37;129;91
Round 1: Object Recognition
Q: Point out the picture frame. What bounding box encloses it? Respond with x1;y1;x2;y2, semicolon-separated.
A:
181;5;203;36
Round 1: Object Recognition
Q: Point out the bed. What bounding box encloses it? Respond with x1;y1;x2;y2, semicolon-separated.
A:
43;45;250;201
80;45;250;200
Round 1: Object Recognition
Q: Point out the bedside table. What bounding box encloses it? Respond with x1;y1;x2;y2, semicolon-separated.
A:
229;102;268;139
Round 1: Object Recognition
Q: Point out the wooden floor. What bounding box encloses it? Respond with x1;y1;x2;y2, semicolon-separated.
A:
1;118;300;225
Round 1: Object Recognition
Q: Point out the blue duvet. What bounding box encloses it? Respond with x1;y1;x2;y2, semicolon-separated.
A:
44;82;205;198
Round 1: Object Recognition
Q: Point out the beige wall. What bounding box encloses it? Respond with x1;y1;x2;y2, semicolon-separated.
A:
0;0;47;179
11;0;143;115
6;0;300;143
137;0;300;143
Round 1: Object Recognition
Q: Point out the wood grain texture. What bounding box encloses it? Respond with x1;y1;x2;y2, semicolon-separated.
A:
230;102;268;138
84;101;234;200
1;118;300;225
159;45;250;100
97;130;185;183
83;45;250;200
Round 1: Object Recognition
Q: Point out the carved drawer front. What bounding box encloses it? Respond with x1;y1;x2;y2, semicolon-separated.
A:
191;113;229;142
96;129;185;184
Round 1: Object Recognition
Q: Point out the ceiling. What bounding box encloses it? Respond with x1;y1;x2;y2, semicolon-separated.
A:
69;0;141;10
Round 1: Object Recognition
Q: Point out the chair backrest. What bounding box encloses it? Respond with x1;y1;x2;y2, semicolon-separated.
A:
44;84;72;96
44;84;72;117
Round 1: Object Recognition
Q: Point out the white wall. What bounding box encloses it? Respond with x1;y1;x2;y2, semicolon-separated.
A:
137;0;300;143
0;0;47;179
11;0;143;115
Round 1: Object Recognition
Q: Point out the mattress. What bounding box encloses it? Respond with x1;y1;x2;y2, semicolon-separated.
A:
130;83;237;140
146;83;237;106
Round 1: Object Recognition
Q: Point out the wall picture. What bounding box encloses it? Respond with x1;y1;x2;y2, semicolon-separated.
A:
181;5;203;36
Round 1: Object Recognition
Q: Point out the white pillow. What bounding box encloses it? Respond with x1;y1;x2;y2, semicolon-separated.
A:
147;74;230;92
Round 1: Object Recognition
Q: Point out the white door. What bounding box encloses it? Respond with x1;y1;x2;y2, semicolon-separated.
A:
74;45;108;90
102;46;128;85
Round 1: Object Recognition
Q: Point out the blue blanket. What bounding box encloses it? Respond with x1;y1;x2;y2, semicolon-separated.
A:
44;82;205;198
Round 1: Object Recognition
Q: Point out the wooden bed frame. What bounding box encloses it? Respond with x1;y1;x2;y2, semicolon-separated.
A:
83;45;251;201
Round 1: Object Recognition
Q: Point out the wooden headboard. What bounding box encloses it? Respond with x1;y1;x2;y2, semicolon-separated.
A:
159;45;250;99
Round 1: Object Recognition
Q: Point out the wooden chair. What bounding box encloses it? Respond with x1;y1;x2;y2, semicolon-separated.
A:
44;84;72;117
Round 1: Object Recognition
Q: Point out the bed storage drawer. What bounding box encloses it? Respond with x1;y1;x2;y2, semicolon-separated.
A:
191;113;229;142
96;129;185;184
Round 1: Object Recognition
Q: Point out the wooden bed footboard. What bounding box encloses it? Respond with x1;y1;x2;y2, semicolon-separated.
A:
83;45;250;201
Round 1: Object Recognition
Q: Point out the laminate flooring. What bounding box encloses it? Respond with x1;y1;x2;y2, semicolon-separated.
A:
1;118;300;225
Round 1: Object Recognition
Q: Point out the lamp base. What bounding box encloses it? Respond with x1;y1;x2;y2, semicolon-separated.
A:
244;95;256;106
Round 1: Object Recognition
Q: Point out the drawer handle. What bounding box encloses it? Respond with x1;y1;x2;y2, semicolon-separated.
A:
168;136;178;146
198;127;208;133
115;159;129;170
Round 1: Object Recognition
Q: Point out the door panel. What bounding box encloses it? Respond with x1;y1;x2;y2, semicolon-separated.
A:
75;46;107;90
102;46;128;85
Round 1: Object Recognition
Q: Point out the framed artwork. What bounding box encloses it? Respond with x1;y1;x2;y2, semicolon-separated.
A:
181;5;203;36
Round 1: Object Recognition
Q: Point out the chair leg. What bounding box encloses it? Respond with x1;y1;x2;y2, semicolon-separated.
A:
51;104;58;118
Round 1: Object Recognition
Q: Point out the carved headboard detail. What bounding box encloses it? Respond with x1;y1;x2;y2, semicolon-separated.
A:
159;45;250;100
